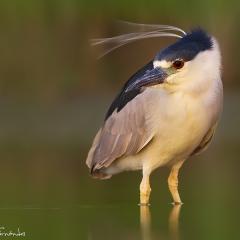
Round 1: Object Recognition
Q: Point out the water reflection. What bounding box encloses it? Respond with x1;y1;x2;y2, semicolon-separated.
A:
169;204;182;240
140;206;152;240
140;204;182;240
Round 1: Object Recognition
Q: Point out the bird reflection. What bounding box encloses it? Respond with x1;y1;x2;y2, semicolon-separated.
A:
140;206;152;240
169;204;182;240
140;204;182;240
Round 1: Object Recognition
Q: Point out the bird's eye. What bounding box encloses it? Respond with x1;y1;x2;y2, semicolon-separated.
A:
172;59;184;69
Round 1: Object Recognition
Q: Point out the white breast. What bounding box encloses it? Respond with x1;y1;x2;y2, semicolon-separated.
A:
143;76;222;168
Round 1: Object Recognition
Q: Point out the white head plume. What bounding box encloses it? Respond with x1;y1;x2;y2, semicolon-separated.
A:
91;21;186;58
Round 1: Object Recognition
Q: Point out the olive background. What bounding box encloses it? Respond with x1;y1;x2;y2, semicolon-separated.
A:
0;0;239;239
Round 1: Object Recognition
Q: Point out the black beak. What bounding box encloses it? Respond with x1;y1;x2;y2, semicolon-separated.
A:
125;67;167;92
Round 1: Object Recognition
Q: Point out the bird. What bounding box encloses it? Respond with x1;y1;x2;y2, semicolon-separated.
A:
86;23;223;205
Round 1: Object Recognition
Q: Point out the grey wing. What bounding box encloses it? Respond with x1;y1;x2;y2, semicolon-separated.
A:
191;124;218;156
86;95;154;171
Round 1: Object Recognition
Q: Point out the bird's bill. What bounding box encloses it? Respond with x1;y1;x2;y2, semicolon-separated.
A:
125;67;167;92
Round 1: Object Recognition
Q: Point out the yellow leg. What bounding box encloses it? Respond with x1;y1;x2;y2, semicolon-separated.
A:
140;173;151;205
168;160;184;204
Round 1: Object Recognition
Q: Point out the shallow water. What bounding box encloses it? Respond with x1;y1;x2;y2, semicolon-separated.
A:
0;200;239;240
0;92;239;239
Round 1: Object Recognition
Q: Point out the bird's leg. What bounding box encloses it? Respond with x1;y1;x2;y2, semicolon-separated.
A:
140;172;151;205
168;160;184;205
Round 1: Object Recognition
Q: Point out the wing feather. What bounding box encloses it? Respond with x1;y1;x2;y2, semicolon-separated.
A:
86;128;102;168
87;93;154;171
191;124;217;156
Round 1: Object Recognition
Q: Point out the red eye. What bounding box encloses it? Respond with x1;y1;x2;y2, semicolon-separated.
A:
172;59;184;69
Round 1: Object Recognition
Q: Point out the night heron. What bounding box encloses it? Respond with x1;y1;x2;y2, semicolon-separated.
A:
86;23;223;205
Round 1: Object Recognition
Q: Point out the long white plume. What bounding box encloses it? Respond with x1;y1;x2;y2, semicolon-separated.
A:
91;21;186;58
117;20;186;35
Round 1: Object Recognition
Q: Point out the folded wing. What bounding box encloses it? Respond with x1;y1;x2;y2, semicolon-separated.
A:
86;92;154;172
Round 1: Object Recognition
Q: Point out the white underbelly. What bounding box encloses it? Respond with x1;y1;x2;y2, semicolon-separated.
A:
130;93;200;164
143;119;207;169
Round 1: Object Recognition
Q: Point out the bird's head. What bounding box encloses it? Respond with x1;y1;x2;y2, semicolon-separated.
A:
126;29;221;94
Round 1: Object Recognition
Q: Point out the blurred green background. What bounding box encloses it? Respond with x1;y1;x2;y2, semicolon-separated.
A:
0;0;239;239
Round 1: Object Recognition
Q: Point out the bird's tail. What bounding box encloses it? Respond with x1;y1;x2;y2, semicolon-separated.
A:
90;166;112;180
86;129;112;180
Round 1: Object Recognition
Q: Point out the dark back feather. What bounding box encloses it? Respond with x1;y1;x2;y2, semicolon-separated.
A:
105;60;153;120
